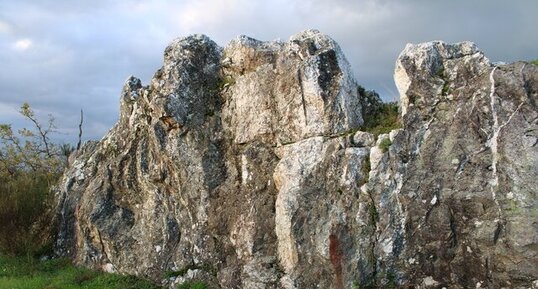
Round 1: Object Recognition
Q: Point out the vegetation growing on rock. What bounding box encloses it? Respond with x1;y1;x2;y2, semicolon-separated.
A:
358;86;402;138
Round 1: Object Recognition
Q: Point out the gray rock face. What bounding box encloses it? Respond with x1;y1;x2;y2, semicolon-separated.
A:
376;41;538;288
54;32;537;289
221;31;362;145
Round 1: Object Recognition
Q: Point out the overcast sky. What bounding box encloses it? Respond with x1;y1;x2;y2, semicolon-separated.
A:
1;0;537;142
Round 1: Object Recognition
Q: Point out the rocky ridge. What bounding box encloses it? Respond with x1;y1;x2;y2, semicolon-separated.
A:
55;30;538;288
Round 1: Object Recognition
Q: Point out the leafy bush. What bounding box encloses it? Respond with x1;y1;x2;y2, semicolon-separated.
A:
531;59;538;66
358;85;383;120
358;86;402;138
0;172;57;258
0;103;73;258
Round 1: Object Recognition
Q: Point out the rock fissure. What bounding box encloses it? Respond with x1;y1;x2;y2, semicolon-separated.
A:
487;66;500;194
96;228;110;265
296;69;308;125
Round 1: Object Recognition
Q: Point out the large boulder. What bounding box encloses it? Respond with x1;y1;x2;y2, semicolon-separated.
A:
371;41;538;288
55;30;369;289
54;33;538;289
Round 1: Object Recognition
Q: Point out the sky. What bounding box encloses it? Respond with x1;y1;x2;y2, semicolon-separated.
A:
0;0;537;143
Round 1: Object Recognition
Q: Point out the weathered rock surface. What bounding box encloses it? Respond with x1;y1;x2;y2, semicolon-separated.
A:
377;41;538;288
54;31;538;289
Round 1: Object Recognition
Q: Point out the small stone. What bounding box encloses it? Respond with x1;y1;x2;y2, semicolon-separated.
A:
353;131;375;147
221;57;232;66
103;263;115;273
430;195;438;205
389;129;401;142
423;276;439;287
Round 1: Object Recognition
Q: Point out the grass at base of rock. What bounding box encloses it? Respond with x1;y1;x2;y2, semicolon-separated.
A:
0;254;161;289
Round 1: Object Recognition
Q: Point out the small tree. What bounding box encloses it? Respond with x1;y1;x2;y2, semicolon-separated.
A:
0;103;68;175
0;103;72;258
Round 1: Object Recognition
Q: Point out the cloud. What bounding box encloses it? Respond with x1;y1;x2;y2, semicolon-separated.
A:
0;0;537;142
12;38;32;51
0;20;11;33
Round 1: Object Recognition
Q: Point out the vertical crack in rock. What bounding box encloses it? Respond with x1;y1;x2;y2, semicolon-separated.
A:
487;66;525;212
390;41;538;288
297;68;308;125
487;66;502;210
96;229;110;264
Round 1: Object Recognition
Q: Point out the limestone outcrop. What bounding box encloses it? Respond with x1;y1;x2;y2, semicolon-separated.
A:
378;41;538;288
54;31;538;288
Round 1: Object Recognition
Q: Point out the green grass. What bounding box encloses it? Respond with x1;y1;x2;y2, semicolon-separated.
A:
379;138;392;153
0;255;161;289
531;59;538;66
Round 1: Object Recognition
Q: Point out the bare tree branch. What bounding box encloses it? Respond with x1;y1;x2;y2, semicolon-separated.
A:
77;109;83;150
20;104;53;158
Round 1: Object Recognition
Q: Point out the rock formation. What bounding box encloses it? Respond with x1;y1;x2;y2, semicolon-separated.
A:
54;31;538;288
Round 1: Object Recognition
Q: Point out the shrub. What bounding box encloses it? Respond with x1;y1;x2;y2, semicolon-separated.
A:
531;59;538;66
0;103;73;258
358;86;402;138
0;172;57;258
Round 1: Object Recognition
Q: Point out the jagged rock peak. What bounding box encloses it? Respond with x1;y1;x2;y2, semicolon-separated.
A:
395;40;489;116
116;30;363;145
221;29;362;145
55;30;367;289
383;40;537;288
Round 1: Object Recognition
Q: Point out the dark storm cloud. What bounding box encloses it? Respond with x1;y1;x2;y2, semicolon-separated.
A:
0;0;537;141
